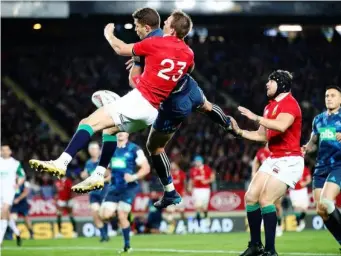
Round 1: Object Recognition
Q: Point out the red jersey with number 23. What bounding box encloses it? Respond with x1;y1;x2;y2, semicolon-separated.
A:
264;93;302;158
132;36;194;109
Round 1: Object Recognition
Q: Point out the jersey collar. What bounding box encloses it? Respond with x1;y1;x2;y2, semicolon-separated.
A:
146;28;163;39
269;92;291;103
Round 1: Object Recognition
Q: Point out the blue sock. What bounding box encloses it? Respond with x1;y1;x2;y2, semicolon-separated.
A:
103;223;108;238
99;134;117;168
165;190;177;196
151;152;173;187
246;203;262;244
65;124;94;157
122;227;130;248
99;227;105;239
262;205;277;252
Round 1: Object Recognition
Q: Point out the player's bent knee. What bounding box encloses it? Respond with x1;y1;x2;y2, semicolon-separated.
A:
316;203;328;219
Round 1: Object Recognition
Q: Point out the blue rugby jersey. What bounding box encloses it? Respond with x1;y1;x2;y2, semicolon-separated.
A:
312;110;341;168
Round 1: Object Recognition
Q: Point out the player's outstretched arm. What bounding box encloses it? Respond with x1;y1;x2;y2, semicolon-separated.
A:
230;117;267;142
238;106;294;133
104;23;134;56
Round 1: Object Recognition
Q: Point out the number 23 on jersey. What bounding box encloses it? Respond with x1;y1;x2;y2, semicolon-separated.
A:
157;59;187;82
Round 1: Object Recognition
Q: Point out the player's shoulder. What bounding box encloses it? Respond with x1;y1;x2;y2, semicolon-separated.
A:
127;142;140;151
85;159;91;165
314;111;326;123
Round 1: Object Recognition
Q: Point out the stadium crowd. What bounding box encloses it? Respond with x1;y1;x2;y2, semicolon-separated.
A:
2;28;340;192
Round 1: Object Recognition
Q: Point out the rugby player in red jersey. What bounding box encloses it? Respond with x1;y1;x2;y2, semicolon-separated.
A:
231;70;304;256
54;176;77;238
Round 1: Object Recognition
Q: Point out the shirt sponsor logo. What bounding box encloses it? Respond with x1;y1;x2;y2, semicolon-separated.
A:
318;127;336;141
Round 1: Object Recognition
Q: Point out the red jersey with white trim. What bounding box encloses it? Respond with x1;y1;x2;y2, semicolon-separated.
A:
190;165;213;189
132;36;194;109
55;178;73;201
255;147;271;164
172;169;186;195
263;93;302;158
294;166;311;190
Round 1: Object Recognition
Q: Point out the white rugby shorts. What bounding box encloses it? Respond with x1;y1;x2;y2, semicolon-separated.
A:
0;186;15;206
192;188;211;210
104;89;158;133
289;187;309;210
57;199;74;208
259;156;304;188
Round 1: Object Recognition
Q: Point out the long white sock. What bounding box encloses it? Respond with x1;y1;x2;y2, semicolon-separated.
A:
8;219;20;236
165;183;175;192
0;220;8;244
56;152;72;167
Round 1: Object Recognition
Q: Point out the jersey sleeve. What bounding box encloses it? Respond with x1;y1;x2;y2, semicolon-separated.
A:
16;162;25;178
132;37;155;56
280;100;300;117
134;146;147;166
24;181;30;188
312;116;318;135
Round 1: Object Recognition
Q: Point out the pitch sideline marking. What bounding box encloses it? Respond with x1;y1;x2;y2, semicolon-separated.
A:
2;247;339;255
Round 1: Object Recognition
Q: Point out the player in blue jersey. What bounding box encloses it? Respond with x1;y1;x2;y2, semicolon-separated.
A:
100;132;150;253
10;180;34;240
303;85;341;251
126;7;234;208
80;141;111;242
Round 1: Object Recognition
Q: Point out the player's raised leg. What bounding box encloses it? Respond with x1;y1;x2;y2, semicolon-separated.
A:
29;106;116;178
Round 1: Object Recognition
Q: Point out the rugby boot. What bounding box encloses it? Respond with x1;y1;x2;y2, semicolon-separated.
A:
154;191;182;209
262;250;278;256
118;246;133;254
72;172;104;193
240;241;264;256
29;159;66;178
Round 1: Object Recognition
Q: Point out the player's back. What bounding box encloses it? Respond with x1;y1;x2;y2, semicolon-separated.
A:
133;36;194;108
313;111;341;168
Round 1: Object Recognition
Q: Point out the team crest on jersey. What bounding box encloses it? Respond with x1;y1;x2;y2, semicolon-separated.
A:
318;127;336;141
272;105;279;116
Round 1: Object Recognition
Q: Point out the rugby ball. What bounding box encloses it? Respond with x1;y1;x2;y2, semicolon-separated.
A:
91;90;121;108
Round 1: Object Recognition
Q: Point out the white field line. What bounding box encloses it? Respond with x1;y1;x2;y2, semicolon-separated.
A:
2;247;339;255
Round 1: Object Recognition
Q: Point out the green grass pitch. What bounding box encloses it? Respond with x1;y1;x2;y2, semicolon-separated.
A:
2;231;340;256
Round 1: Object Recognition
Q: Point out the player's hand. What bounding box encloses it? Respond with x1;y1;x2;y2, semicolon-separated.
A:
104;23;115;41
13;198;20;204
336;132;341;142
238;106;259;122
301;145;307;156
230;116;242;135
124;173;137;183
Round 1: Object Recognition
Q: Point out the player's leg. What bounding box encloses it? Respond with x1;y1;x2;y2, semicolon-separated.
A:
89;192;109;242
197;99;233;132
72;127;119;193
23;215;34;239
117;203;133;253
318;178;341;246
240;170;270;256
146;126;182;209
55;202;64;238
0;203;11;245
65;202;77;238
8;213;21;241
258;156;304;255
274;198;283;237
290;188;309;232
30;106;116;177
258;176;287;255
